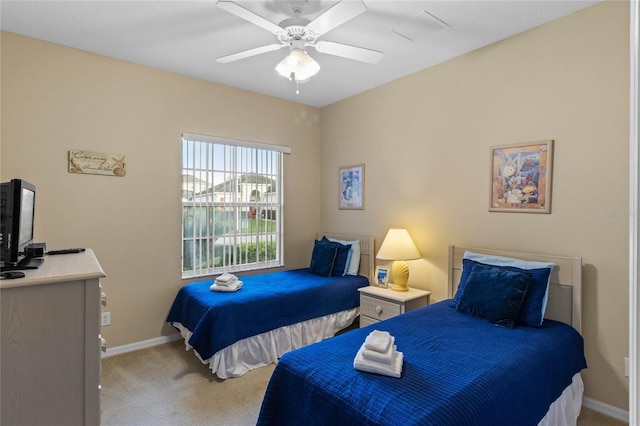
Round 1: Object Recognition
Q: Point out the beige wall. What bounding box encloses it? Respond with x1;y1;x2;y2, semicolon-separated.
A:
0;0;631;413
321;1;629;411
0;32;322;348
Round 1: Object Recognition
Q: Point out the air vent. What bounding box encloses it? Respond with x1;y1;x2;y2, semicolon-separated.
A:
393;11;450;41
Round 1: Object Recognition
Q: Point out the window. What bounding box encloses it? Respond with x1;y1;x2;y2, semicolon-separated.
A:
181;133;290;278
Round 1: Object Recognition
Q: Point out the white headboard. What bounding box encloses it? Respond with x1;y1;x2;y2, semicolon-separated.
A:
318;232;375;282
448;245;583;333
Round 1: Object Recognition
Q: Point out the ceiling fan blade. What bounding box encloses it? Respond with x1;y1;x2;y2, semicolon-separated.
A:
216;1;285;36
217;44;286;63
313;41;383;64
305;0;367;37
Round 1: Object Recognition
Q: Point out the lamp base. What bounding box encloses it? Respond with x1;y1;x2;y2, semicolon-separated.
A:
390;283;409;292
390;260;409;292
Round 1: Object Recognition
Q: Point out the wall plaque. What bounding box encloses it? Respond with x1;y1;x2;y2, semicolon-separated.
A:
68;150;126;177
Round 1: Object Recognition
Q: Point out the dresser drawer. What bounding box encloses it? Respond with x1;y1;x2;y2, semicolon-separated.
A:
360;294;401;321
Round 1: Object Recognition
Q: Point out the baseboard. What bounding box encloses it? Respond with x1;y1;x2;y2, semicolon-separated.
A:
582;396;629;423
102;333;182;358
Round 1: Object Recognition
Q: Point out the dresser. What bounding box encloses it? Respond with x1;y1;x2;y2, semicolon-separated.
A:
358;285;430;327
1;249;106;426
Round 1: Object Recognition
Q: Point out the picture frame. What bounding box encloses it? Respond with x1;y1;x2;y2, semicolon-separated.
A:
374;266;390;288
489;140;553;213
338;164;364;210
68;150;126;177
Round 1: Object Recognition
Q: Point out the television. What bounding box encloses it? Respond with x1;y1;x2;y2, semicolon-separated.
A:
1;179;43;271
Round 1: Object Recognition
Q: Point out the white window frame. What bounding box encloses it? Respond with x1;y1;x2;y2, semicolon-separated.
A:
181;133;291;278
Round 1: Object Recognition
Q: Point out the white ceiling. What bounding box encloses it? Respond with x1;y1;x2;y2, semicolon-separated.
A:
0;0;601;108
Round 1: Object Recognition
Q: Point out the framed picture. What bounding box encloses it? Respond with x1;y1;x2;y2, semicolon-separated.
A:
339;164;364;209
68;150;126;177
374;266;390;288
489;140;553;213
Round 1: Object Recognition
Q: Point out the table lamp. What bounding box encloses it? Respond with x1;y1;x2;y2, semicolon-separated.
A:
376;228;421;292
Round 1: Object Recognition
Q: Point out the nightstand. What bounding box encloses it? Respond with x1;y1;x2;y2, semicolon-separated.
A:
358;286;431;328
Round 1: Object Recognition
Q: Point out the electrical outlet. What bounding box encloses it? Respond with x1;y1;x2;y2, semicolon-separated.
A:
625;357;630;377
101;311;111;327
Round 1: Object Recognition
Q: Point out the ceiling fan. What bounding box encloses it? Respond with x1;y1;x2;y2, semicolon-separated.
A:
216;0;383;85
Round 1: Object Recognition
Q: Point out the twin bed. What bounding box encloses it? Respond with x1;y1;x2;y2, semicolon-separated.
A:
167;239;586;425
257;245;586;426
167;233;374;379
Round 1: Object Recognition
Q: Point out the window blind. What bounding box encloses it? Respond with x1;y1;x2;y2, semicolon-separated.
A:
181;133;289;278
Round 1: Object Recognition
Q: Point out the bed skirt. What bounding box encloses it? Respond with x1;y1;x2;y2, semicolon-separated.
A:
539;373;584;426
172;307;359;379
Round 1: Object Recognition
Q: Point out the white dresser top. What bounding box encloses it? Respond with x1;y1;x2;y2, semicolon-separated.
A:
1;248;105;289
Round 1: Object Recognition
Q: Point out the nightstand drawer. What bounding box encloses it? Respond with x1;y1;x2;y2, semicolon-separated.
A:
359;315;378;328
360;295;401;320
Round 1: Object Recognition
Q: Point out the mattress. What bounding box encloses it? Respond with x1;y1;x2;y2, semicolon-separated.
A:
167;268;368;373
257;300;587;426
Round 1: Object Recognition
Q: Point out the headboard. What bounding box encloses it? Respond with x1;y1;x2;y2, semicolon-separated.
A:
318;233;375;282
448;245;583;333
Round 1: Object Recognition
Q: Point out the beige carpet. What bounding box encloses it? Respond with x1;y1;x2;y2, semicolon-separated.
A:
101;339;627;426
101;339;274;425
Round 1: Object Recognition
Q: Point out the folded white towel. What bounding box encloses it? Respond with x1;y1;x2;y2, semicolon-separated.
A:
215;276;238;287
210;280;243;292
364;330;393;353
362;344;396;365
216;273;237;283
354;343;403;378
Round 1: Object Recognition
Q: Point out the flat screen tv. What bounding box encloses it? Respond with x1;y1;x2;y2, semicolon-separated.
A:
1;179;43;270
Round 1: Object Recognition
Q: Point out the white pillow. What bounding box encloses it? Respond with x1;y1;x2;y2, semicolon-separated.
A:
328;237;361;276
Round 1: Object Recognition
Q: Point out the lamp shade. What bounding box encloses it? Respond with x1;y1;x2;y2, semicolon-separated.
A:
377;228;421;292
376;228;421;261
275;49;320;82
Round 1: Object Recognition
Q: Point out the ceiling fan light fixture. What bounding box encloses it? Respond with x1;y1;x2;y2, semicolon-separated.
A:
275;49;320;82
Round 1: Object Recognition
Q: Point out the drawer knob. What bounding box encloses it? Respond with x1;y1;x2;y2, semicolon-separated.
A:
375;305;383;315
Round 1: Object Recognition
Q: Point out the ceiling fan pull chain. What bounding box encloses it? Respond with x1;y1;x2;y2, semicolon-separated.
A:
296;80;300;95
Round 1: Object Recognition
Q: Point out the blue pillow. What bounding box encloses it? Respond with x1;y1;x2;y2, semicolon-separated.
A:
451;251;555;327
309;239;338;276
327;237;360;275
320;237;351;277
456;263;531;328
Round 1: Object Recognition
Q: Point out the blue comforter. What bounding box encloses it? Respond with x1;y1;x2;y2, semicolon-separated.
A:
166;268;368;359
257;301;587;426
